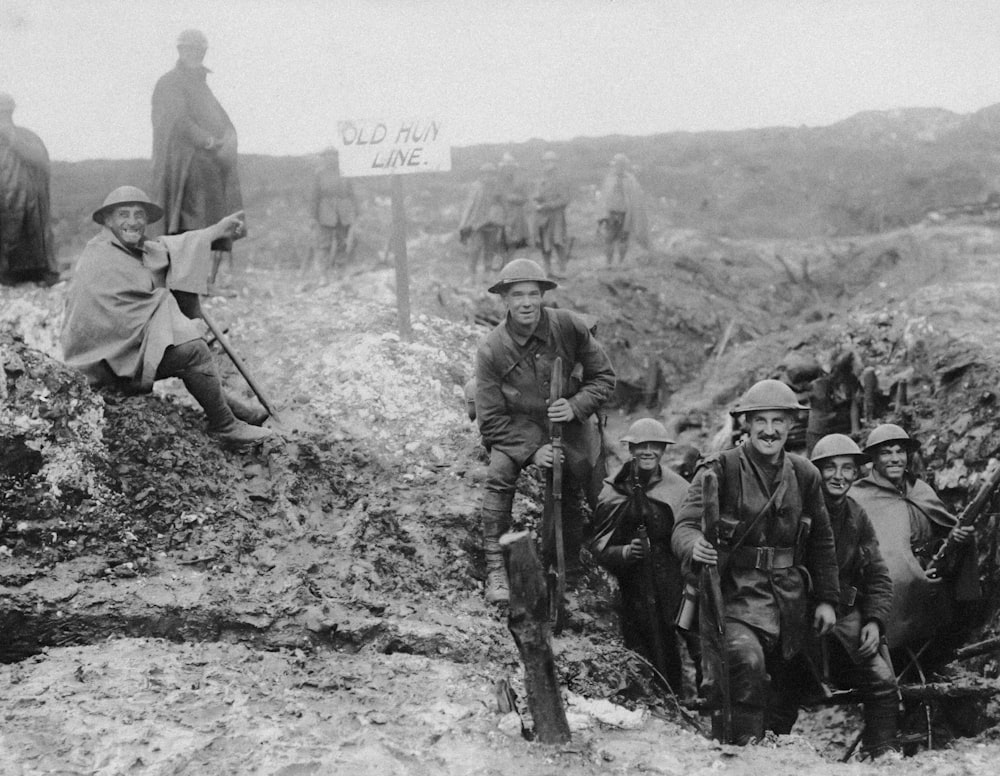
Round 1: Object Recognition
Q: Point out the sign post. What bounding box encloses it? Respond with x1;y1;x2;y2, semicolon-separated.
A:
335;119;450;341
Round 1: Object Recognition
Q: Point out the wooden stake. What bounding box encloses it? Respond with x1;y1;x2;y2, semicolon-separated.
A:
391;174;412;341
500;530;571;744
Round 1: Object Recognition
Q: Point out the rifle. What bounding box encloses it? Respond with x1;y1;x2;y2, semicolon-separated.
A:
699;471;732;743
543;356;566;632
925;458;1000;580
637;523;672;691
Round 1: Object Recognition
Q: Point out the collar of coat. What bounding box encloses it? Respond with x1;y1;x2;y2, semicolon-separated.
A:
503;306;550;348
855;469;956;528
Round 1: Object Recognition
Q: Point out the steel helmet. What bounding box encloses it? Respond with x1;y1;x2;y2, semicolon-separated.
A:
621;418;675;446
92;186;164;225
863;423;920;456
488;258;557;294
499;152;517;167
730;379;807;416
810;433;870;466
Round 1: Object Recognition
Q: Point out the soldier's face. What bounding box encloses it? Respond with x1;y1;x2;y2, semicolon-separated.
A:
178;44;207;67
819;455;859;499
503;282;543;328
104;205;148;246
873;444;908;485
629;442;667;471
747;410;790;460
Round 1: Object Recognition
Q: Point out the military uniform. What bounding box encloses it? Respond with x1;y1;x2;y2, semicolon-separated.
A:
672;443;840;742
591;459;693;692
767;493;899;755
476;306;614;591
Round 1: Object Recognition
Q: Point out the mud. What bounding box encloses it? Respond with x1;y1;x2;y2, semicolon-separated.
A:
5;213;1000;773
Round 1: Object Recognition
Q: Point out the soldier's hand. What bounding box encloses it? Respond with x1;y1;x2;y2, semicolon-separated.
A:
547;398;575;423
951;525;975;545
814;602;837;636
691;536;717;565
623;538;646;563
212;211;246;241
531;444;560;469
857;622;881;659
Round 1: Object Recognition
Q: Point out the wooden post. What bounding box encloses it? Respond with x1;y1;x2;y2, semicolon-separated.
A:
500;530;571;744
390;174;413;341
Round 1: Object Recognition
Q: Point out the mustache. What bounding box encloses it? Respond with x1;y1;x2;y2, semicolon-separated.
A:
757;434;782;442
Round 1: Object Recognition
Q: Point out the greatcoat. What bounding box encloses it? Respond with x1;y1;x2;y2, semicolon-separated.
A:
0;124;56;282
151;62;244;238
851;470;979;649
475;307;614;478
61;228;214;391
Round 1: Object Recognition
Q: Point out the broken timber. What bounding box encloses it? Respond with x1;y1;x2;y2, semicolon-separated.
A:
500;530;571;744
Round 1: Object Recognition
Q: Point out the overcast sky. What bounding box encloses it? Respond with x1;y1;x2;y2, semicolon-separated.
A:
3;0;1000;161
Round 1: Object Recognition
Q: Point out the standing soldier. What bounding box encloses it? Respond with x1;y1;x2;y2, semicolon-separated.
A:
0;93;58;286
591;418;695;694
531;150;571;278
598;153;649;265
672;379;840;744
152;28;244;310
767;434;900;759
850;424;978;654
458;163;504;284
306;147;359;285
475;258;615;602
497;152;530;267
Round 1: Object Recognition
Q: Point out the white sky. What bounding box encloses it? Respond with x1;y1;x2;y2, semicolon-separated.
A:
2;0;1000;161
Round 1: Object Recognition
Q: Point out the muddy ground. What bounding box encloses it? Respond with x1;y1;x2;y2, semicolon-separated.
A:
3;212;1000;775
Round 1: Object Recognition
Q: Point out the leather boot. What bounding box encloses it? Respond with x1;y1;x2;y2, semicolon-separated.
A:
861;690;900;759
482;505;511;604
728;704;764;745
181;364;272;449
225;391;269;426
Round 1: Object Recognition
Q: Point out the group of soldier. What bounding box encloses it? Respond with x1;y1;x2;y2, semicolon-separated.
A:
474;258;980;758
458;150;650;284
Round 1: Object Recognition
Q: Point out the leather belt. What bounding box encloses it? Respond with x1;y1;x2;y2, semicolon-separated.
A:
730;545;795;571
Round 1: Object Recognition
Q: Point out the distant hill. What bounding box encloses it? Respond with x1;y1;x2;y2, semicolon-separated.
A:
49;103;1000;253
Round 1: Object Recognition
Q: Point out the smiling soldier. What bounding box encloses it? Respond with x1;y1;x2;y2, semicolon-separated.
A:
474;258;615;602
850;424;978;653
590;418;694;694
672;379;840;744
61;186;270;449
767;434;899;759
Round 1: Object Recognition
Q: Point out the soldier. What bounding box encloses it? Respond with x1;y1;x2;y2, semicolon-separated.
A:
61;186;270;449
458;163;504;284
0;92;58;286
306;147;359;285
590;418;694;694
672;379;840;744
531;150;571;278
497;152;530;266
152;28;244;310
475;258;615;602
850;424;978;654
767;434;900;759
598;153;649;265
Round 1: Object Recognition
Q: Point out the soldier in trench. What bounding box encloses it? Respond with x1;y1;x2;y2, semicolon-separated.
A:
590;418;699;695
671;379;840;744
474;258;615;603
766;434;900;759
849;424;978;659
597;153;649;265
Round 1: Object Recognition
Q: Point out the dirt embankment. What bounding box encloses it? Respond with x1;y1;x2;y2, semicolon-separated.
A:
4;220;1000;774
